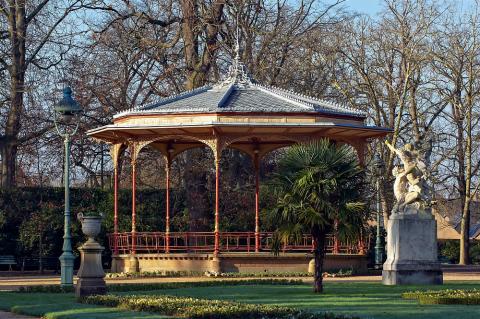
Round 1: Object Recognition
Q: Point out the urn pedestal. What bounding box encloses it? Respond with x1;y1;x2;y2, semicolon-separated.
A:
382;213;443;285
75;214;106;298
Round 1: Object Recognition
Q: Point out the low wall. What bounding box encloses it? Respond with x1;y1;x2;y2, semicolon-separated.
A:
111;252;368;273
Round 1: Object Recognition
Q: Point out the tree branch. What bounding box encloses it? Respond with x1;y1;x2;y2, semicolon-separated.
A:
18;125;53;144
25;0;49;24
83;5;181;33
26;2;81;67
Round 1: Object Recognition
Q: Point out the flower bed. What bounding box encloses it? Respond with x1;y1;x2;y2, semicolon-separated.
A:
82;294;359;319
105;270;203;278
18;278;303;293
105;269;355;279
402;289;480;305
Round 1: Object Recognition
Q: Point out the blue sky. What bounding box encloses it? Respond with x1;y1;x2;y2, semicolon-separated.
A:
342;0;477;16
343;0;383;15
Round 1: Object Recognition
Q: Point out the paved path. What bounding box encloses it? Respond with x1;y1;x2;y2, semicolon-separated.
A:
0;311;39;319
0;267;479;291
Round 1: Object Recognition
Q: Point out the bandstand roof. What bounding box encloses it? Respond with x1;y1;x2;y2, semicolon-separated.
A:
112;78;364;119
87;54;391;156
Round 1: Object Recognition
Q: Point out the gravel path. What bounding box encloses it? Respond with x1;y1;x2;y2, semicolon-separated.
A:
0;270;480;292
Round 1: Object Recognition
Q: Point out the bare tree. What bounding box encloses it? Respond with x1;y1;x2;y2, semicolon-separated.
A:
431;3;480;264
0;0;89;188
331;0;446;225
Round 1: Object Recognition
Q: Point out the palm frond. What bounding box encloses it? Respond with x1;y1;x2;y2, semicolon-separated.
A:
267;138;367;244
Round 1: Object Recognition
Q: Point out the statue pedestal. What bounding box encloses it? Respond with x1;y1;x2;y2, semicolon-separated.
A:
75;240;106;297
382;213;443;285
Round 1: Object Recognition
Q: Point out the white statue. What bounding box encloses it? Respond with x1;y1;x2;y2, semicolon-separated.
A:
386;141;431;215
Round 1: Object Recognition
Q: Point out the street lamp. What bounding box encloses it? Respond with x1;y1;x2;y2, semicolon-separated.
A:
374;154;385;269
54;87;83;287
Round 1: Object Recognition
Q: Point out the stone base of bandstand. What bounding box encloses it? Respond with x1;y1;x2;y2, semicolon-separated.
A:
110;252;368;273
382;213;443;285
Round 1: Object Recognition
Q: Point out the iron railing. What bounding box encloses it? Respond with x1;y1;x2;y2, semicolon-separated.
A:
108;232;369;255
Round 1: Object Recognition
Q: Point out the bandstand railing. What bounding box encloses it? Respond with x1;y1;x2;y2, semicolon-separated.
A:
109;232;369;255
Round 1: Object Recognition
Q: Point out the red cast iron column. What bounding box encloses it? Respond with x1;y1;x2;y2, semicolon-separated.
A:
214;158;220;255
254;151;260;252
165;151;172;253
131;159;137;255
113;163;119;255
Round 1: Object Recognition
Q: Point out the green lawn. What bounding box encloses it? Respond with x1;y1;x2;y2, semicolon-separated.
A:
0;292;169;319
119;282;480;319
1;282;480;319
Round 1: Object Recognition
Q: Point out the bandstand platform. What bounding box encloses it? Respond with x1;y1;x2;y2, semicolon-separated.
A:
88;51;389;274
109;232;369;273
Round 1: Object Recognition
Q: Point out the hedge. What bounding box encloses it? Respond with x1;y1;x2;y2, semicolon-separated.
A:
402;289;480;305
82;294;359;319
18;278;304;293
0;187;180;259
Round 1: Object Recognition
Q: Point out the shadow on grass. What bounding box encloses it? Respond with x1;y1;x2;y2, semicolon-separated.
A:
0;292;169;319
118;281;480;319
2;282;480;319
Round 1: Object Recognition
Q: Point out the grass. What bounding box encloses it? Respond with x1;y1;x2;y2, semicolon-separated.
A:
118;281;480;319
1;282;480;319
0;292;169;318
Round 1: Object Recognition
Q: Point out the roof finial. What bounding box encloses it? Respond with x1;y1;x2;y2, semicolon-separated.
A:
214;9;252;88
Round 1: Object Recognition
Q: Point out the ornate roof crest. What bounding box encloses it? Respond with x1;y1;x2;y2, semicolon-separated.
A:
215;20;252;89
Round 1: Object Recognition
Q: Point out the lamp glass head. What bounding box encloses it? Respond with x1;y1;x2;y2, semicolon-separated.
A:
54;87;82;122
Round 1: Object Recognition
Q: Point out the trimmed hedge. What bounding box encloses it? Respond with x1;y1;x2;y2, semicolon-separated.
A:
82;294;359;319
402;289;480;305
18;278;304;293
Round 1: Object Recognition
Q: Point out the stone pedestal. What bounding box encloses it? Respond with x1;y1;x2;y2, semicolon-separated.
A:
125;255;139;273
75;240;106;297
308;259;315;273
209;256;221;273
382;213;443;285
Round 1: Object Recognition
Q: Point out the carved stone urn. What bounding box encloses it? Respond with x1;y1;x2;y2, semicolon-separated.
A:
75;213;106;298
79;214;102;241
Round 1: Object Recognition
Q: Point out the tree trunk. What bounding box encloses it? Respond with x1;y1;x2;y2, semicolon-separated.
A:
454;104;469;265
460;205;471;265
312;225;326;293
180;0;224;90
0;142;17;188
1;1;27;189
180;0;199;90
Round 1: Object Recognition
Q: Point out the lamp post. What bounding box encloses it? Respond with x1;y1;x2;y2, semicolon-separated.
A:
54;87;83;287
374;154;385;269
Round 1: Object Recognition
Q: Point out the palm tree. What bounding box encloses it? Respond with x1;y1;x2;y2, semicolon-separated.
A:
269;139;366;293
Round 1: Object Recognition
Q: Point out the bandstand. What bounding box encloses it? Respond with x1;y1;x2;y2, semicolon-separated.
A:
87;56;390;273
